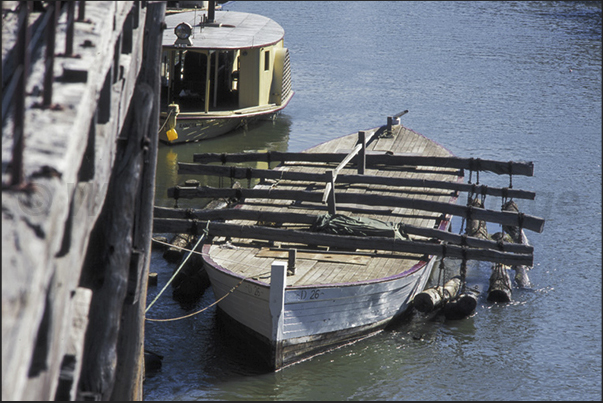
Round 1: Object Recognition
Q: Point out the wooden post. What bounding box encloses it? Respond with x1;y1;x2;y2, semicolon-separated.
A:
53;288;92;401
357;131;366;175
204;50;213;113
287;249;297;275
163;233;194;263
387;116;393;135
269;261;287;370
326;170;337;215
112;3;165;400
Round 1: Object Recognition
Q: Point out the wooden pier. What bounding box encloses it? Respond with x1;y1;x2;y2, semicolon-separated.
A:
2;1;165;400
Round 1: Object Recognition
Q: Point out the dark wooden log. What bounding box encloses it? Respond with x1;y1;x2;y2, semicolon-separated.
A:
192;151;535;176
167;185;545;233
152;236;169;250
414;276;462;313
465;197;489;239
167;182;236;303
492;230;531;288
163;233;194;263
442;290;479;320
153;218;533;266
487;263;513;302
177;162;536;200
171;236;211;304
502;200;523;243
513;264;531;288
153;206;532;255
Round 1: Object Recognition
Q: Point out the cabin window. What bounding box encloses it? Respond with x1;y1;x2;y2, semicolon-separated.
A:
264;50;270;71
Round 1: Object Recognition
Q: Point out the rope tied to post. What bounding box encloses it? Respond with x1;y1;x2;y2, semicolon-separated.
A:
246;167;253;187
508;161;514;189
460;247;468;294
145;269;271;322
436;243;447;288
144;225;209;315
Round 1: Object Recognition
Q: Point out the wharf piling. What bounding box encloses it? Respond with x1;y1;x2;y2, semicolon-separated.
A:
2;1;165;400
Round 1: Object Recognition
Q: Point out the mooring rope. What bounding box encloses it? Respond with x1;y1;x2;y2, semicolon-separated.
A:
145;232;206;314
156;108;174;135
146;274;249;322
145;233;272;322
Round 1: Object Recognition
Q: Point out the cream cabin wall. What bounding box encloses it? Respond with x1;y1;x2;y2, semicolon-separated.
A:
238;40;284;108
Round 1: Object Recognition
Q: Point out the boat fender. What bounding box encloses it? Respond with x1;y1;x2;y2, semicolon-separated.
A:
166;104;180;141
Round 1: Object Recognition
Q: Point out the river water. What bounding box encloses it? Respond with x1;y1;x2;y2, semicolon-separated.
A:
143;1;601;400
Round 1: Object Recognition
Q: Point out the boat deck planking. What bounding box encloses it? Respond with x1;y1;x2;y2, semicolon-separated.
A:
206;125;460;287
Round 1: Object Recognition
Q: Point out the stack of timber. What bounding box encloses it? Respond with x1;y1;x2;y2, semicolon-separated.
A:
2;2;165;400
153;112;545;370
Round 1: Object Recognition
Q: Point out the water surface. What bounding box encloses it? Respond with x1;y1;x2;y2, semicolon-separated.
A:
144;2;602;400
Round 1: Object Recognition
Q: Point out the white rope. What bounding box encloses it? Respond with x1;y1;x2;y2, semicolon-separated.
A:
145;233;205;314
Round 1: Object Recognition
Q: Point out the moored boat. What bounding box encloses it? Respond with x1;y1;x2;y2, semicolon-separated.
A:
159;1;293;144
154;113;545;370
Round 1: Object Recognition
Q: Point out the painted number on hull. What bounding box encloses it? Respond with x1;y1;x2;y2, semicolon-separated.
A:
245;283;262;297
297;289;323;301
178;122;204;128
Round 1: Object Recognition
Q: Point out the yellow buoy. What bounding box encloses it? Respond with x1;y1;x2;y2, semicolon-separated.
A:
166;103;180;142
166;128;178;141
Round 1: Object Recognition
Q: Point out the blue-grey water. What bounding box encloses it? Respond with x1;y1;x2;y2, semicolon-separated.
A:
144;1;602;400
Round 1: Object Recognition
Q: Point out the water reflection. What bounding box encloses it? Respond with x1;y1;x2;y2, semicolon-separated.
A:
154;115;291;208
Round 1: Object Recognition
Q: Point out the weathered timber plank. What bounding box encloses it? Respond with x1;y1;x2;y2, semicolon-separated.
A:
153;207;532;254
192;150;534;176
78;81;151;401
154;218;533;266
177;163;535;200
166;186;545;233
111;2;165;400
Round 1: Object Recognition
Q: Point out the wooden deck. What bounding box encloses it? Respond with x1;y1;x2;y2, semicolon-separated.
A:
206;125;461;287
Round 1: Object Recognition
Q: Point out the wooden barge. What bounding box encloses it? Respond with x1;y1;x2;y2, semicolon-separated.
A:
154;112;545;370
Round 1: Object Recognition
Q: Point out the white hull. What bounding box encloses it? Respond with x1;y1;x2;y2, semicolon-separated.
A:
203;247;437;370
159;96;292;144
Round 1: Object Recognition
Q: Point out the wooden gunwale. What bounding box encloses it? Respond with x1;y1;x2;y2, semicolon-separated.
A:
201;244;430;288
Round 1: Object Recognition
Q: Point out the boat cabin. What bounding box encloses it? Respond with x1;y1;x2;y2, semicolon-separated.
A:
160;9;292;115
